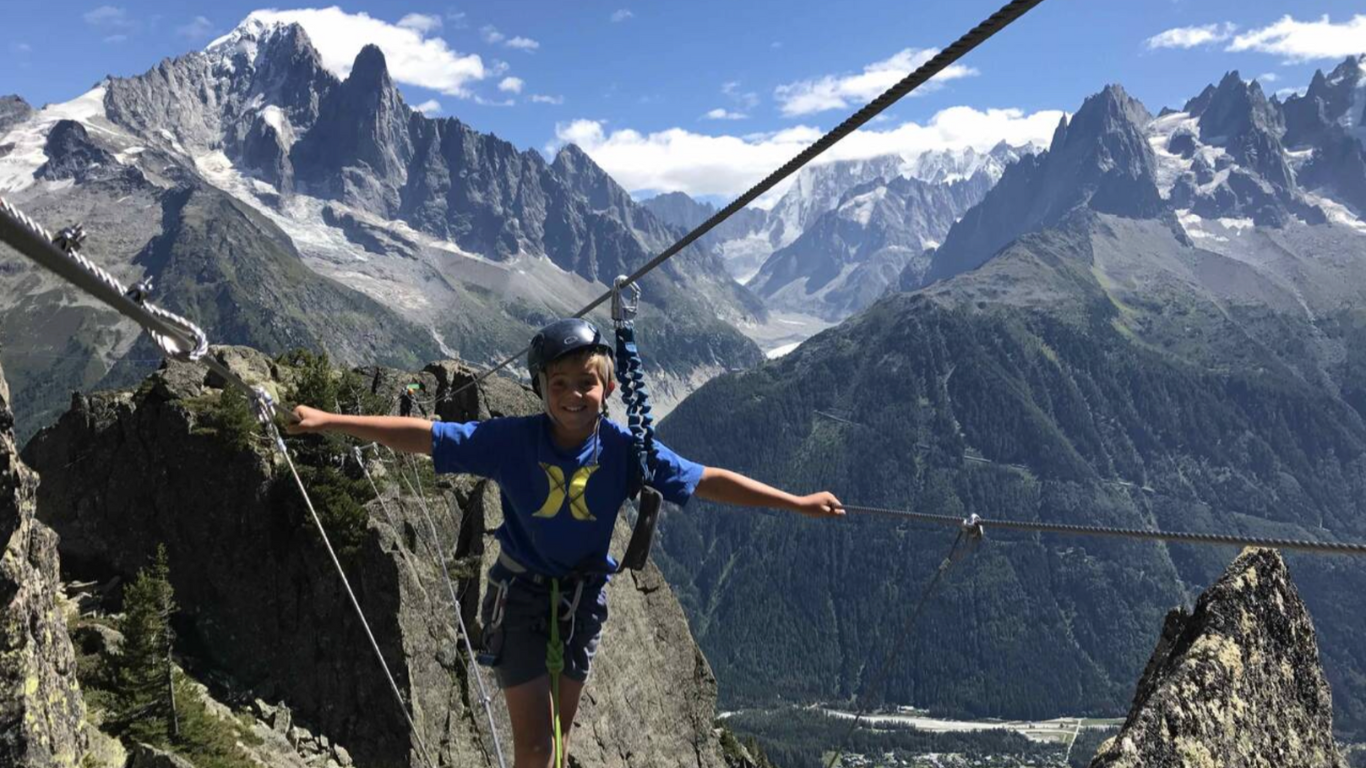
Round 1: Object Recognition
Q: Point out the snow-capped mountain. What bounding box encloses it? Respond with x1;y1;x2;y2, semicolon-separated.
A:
746;169;997;320
644;143;1027;292
0;17;765;439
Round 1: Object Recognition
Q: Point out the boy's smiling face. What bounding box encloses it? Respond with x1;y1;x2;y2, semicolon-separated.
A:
544;353;614;439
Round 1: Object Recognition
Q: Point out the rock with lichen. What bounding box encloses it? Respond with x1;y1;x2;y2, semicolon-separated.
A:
1090;548;1344;768
0;358;89;766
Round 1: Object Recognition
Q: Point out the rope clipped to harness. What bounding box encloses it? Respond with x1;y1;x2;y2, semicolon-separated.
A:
547;579;567;768
611;276;664;573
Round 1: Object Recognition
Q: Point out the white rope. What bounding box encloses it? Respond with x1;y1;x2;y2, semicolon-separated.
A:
388;445;508;768
252;390;439;768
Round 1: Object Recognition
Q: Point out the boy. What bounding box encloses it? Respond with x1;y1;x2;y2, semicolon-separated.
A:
288;318;843;768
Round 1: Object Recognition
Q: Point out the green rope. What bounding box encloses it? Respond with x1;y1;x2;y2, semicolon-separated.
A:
547;578;565;767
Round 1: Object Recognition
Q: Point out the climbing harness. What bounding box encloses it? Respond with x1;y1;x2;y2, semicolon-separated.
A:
826;520;983;768
441;0;1050;404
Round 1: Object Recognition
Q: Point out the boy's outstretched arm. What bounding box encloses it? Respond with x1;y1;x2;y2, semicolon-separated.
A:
694;467;844;519
287;405;434;455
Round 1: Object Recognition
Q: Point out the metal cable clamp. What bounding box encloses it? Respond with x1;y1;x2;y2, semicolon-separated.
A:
610;275;640;329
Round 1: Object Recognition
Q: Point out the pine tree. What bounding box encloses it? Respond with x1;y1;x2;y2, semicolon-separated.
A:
114;545;178;744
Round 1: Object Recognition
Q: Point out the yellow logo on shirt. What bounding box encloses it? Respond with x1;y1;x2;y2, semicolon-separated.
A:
533;463;599;521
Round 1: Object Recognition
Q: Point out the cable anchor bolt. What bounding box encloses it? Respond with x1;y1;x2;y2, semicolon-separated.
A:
52;224;87;254
610;275;640;328
124;277;154;306
961;513;985;540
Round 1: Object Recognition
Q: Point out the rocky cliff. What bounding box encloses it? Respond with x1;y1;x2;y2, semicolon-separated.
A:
0;358;88;766
1090;548;1344;768
22;346;729;768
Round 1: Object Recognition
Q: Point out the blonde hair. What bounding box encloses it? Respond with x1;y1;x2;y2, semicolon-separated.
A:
538;348;615;396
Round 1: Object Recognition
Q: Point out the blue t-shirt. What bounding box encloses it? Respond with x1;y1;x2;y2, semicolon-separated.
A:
431;415;704;578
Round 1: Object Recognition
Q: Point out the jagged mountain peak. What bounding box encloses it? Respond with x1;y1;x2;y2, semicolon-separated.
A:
1325;54;1366;86
1063;84;1153;147
348;44;394;90
1198;69;1283;145
550;141;600;176
204;16;322;78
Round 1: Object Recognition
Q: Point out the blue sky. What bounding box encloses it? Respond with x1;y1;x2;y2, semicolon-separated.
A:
3;1;1365;202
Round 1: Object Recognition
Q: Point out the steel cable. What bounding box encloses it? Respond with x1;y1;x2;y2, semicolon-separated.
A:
840;504;1366;557
825;529;972;768
442;0;1050;401
389;446;508;768
259;416;439;768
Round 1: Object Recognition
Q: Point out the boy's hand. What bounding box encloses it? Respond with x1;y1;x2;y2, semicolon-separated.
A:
793;491;844;519
286;405;332;435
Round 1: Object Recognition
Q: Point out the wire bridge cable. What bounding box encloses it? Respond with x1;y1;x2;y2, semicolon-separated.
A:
0;197;293;422
443;0;1049;401
825;528;975;768
257;403;440;768
0;198;439;765
388;445;508;768
840;504;1366;557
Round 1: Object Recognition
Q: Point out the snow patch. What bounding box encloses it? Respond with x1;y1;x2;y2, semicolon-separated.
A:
836;186;887;227
0;86;108;193
259;105;286;134
114;146;146;165
766;341;801;359
1146;111;1198;199
1303;192;1366;235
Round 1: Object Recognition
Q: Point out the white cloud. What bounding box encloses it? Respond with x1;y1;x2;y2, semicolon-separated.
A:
481;25;538;51
551;104;1064;202
231;8;486;97
775;48;977;117
1144;22;1237;50
414;99;442;115
104;34;129;44
499;76;524;94
398;13;442;33
722;81;759;110
1275;86;1309;100
12;42;32;54
530;94;565;105
445;10;467;28
1227;14;1366;62
1255;72;1280;83
84;5;134;28
704;108;747;120
474;95;516;107
610;9;633;22
176;16;214;40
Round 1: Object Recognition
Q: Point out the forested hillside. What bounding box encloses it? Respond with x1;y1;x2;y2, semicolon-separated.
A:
656;282;1366;731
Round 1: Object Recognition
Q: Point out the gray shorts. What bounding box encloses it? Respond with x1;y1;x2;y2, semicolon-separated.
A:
478;560;609;689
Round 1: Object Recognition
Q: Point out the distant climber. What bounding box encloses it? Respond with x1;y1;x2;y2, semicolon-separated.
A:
287;318;845;768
